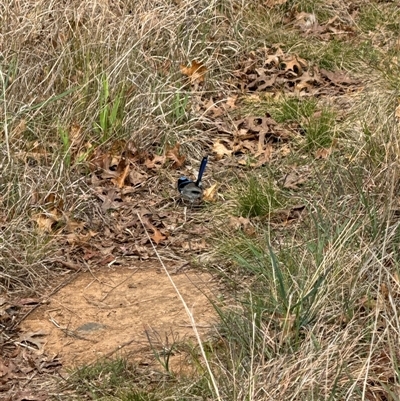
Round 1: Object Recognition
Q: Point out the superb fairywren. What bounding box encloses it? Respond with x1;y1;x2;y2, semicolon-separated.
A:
177;156;208;202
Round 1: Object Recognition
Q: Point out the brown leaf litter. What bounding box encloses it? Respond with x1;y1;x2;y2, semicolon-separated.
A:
0;297;61;400
233;47;360;96
197;92;292;166
31;141;216;271
290;11;356;40
187;47;360;167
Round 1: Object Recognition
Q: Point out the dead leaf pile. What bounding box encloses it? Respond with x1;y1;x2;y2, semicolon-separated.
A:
291;12;356;40
43;141;213;269
178;47;360;166
31;192;64;233
191;91;292;165
0;350;61;400
0;297;61;399
231;116;291;166
178;48;360;168
233;47;360;96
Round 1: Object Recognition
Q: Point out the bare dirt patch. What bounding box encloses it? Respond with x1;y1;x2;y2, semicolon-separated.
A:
20;264;216;370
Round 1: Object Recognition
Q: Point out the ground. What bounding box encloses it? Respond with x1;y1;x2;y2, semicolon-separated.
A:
3;0;400;400
20;266;216;369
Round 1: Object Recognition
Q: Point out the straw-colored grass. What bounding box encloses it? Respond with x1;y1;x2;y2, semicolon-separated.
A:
3;0;400;399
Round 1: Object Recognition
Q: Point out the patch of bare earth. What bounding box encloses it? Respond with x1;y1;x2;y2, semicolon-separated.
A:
20;264;216;371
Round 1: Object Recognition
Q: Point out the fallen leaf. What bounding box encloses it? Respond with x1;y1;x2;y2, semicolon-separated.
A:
65;230;97;245
44;192;62;208
279;144;291;157
204;97;224;118
33;214;54;232
128;169;147;186
295;12;317;29
320;68;359;86
144;154;166;169
65;219;86;233
69;122;84;154
280;54;308;76
89;148;111;171
203;183;218;202
99;254;116;265
166;143;185;168
151;227;167;245
229;216;244;230
396;103;400;119
213;140;233;159
253;143;273;167
294;80;314;94
181;238;207;250
96;188;123;211
18;331;47;351
282;171;307;189
141;216;167;245
265;54;280;68
225;95;238;109
270;204;306;226
315;148;332;159
180;60;207;84
33;209;60;233
113;163;130;188
235;116;289;139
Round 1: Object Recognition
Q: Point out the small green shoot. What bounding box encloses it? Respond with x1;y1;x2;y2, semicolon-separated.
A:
145;329;179;375
217;236;329;355
318;39;351;70
58;125;71;168
94;74;126;142
170;91;189;124
0;56;18;96
22;86;79;114
72;358;130;395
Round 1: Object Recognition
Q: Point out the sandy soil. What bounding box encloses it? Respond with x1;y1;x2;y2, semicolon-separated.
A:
20;264;217;372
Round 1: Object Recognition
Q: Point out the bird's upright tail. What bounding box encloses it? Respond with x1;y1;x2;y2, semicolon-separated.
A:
195;156;208;186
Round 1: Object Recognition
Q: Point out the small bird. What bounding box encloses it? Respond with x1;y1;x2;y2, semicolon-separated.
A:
177;156;208;202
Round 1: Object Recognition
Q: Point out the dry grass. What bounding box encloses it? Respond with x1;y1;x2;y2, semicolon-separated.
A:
2;0;400;399
1;0;244;291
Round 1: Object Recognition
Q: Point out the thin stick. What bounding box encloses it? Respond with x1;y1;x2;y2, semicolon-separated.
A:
137;212;221;401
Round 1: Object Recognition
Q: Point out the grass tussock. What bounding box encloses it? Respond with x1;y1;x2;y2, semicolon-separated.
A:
3;0;400;400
